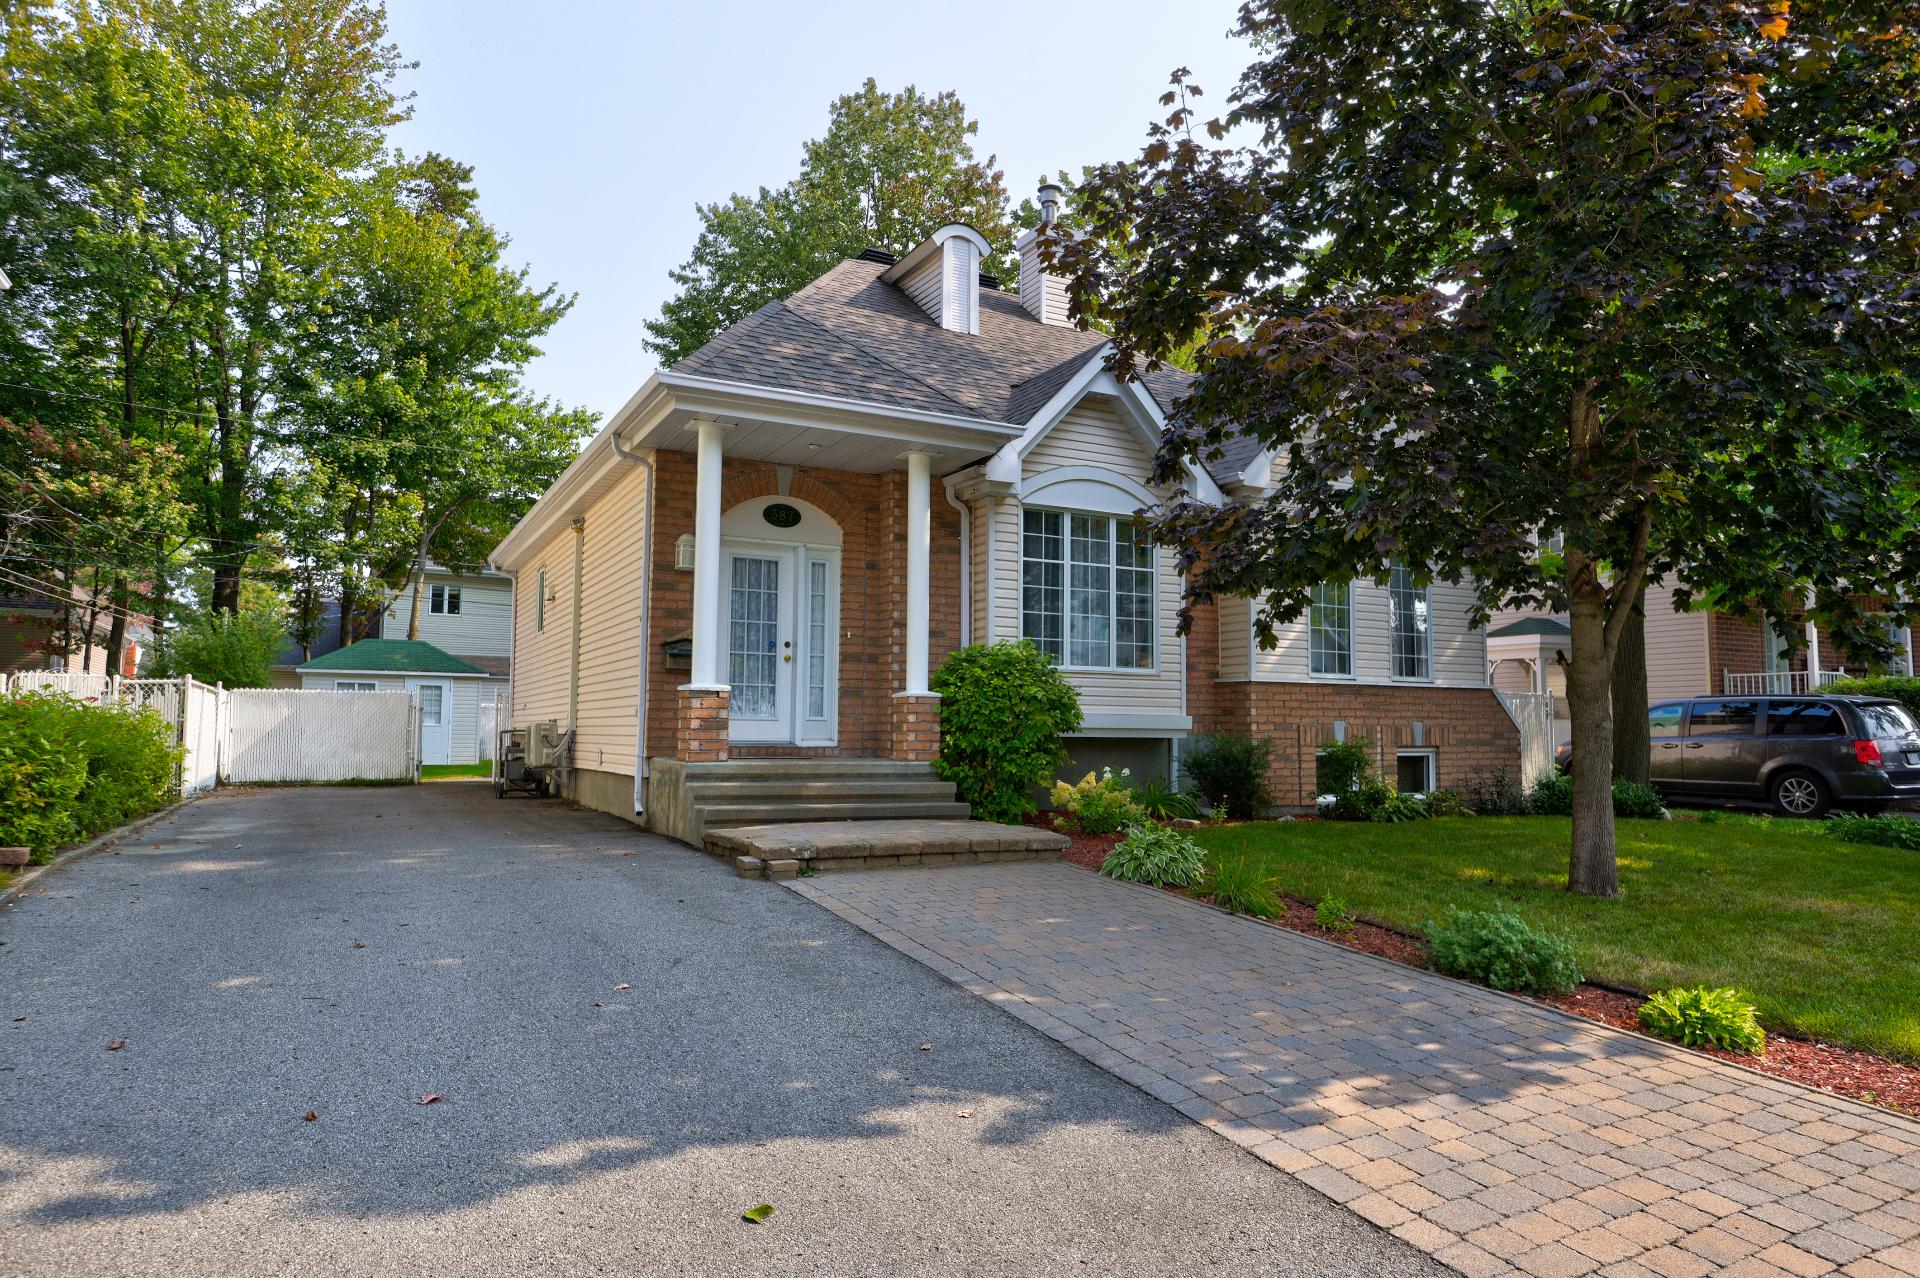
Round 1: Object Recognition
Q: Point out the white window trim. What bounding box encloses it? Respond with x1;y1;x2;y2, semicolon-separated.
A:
334;680;377;693
1388;565;1435;683
1395;748;1438;794
535;568;546;632
429;584;462;616
1308;580;1356;679
1020;506;1158;674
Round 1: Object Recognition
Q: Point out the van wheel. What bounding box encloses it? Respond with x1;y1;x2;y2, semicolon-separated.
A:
1771;771;1831;819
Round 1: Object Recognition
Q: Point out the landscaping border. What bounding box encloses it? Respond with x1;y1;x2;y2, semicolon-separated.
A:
0;800;192;909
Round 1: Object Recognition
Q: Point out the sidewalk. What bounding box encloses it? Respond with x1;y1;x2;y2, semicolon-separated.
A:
793;863;1920;1278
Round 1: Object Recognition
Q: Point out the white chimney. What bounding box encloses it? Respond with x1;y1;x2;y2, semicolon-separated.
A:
1017;182;1072;326
880;224;990;335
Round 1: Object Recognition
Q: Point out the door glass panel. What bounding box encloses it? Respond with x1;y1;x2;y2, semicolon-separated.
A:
807;559;828;720
416;684;444;727
1687;699;1759;735
728;556;780;720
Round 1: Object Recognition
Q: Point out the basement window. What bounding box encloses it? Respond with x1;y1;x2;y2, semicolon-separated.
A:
1396;750;1436;794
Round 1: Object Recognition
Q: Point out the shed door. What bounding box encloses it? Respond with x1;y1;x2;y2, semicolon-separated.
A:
407;678;453;765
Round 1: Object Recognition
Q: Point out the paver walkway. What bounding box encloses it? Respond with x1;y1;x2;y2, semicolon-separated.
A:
792;863;1920;1278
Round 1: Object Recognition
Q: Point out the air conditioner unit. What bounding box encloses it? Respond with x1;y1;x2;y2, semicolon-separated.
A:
526;720;562;769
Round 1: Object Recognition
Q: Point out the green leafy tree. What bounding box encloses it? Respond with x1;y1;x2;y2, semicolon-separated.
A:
644;79;1013;365
153;604;286;687
1056;1;1920;895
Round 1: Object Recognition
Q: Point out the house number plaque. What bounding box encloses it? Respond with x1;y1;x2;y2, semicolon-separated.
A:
763;503;801;529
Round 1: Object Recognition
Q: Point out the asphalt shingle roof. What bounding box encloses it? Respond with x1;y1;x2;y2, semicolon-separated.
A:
299;639;489;677
671;258;1250;488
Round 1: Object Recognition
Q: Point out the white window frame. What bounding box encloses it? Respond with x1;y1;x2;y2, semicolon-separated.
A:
334;680;377;693
1395;749;1437;794
429;584;462;616
1308;580;1354;678
1388;563;1433;682
535;568;546;632
1020;507;1157;673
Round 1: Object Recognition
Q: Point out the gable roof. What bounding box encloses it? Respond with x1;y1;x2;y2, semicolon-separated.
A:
298;639;489;677
671;259;1249;489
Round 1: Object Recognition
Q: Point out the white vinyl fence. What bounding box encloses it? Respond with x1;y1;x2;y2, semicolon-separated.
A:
1496;690;1559;789
4;673;419;791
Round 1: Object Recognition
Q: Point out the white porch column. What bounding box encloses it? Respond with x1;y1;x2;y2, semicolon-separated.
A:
689;420;725;689
904;450;932;695
1805;615;1822;688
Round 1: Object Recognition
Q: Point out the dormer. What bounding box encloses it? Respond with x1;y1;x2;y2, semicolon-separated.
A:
881;223;991;335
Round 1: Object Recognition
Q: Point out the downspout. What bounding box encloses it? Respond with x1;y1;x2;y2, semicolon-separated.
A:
943;477;970;647
612;434;655;814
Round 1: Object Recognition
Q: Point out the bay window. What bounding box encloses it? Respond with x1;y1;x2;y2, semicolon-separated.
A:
1022;509;1154;670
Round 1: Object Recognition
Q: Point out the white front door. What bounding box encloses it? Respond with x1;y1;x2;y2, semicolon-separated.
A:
722;543;838;745
408;678;453;764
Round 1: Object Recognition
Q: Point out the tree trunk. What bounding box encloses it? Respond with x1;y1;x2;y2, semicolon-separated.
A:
1566;562;1621;897
105;576;130;678
1611;583;1650;786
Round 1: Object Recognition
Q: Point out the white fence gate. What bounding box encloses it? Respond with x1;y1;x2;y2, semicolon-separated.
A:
221;689;418;784
4;673;418;790
1496;690;1559;789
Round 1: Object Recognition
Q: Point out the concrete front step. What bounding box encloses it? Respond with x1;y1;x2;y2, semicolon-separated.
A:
709;819;1069;879
688;779;959;803
679;759;940;781
703;800;973;828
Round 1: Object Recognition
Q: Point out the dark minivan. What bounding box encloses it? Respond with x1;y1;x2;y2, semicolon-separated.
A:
1646;695;1920;816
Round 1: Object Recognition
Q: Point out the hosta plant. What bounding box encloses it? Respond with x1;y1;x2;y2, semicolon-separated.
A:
1637;986;1767;1055
1100;822;1206;888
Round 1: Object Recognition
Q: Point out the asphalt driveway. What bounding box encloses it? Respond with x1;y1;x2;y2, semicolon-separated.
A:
0;784;1443;1278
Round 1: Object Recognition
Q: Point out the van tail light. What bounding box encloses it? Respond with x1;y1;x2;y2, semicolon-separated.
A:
1854;739;1884;767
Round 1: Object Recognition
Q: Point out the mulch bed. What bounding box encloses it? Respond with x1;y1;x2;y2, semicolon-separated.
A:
1039;815;1920;1116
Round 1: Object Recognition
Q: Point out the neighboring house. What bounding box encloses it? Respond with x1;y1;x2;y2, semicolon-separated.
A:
1492;584;1917;733
383;564;513;690
489;200;1520;838
295;639;493;765
270;598;382;688
1;595;128;677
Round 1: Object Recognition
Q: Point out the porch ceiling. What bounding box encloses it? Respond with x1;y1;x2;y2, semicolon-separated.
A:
616;371;1023;475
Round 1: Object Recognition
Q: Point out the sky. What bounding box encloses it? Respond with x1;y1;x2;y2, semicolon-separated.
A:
381;0;1251;423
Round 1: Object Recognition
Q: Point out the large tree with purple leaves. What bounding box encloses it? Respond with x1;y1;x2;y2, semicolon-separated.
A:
1055;1;1920;895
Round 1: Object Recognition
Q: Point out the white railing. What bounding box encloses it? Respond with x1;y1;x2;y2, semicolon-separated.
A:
1721;669;1851;696
1494;690;1558;788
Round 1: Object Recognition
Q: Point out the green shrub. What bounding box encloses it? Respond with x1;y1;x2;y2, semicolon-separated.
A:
1823;675;1920;721
932;642;1082;824
0;693;182;858
1527;773;1575;816
1637;986;1767;1054
1419;789;1466;818
1130;775;1198;821
1180;733;1274;819
1424;909;1581;994
1100;822;1207;888
1051;768;1145;834
1826;812;1920;851
1201;853;1281;918
1315;895;1355;932
1611;778;1668;820
152;606;287;688
1314;739;1373;800
1465;767;1532;816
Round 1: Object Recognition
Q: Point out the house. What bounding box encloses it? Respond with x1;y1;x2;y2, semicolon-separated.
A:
270;597;383;688
1;594;135;677
1492;584;1917;733
383;564;513;690
489;195;1521;841
295;638;494;765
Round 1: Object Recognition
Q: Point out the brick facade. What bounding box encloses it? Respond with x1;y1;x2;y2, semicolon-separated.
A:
887;693;941;762
644;452;962;764
675;686;730;762
1201;681;1522;809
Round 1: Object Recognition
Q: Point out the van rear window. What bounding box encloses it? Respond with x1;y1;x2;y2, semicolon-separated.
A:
1767;701;1842;737
1857;702;1919;739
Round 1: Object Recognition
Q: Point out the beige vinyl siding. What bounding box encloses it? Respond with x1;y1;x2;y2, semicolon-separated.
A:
570;464;650;776
1644;579;1710;699
900;256;944;325
511;545;579;737
967;494;992;643
1217;595;1251;681
1251;577;1487;688
1017;254;1070;325
386;572;512;658
1012;396;1186;724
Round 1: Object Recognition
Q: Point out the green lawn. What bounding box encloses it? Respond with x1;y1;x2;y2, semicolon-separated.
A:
1192;815;1920;1063
421;763;492;780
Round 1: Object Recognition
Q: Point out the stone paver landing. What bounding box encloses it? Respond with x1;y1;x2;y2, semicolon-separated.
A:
791;863;1920;1278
